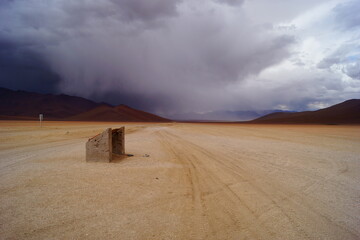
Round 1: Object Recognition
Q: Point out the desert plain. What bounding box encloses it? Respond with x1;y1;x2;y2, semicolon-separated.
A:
0;121;359;240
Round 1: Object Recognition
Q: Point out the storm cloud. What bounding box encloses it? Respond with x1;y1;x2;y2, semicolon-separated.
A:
0;0;359;114
0;39;61;93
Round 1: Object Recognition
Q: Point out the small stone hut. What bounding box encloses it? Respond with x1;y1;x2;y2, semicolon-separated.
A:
86;127;125;162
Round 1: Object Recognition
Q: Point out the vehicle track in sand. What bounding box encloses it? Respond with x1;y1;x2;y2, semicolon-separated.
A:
0;122;359;240
155;127;360;240
157;130;274;239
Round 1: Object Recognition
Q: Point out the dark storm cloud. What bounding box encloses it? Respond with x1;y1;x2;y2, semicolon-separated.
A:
89;90;178;111
0;0;182;100
2;0;339;113
110;0;181;21
0;38;60;93
62;0;181;26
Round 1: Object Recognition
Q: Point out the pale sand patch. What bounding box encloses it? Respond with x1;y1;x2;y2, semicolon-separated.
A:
0;121;359;239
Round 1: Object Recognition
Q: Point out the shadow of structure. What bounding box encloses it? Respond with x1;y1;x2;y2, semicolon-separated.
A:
86;127;129;163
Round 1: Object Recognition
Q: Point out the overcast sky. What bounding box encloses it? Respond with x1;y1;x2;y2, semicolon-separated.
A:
0;0;359;114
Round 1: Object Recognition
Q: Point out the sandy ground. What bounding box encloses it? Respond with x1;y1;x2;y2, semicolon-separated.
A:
0;121;359;240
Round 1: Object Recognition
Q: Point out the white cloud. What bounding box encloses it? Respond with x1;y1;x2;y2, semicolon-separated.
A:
228;0;360;111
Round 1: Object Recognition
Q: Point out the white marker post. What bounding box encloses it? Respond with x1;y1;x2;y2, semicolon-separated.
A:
39;114;43;128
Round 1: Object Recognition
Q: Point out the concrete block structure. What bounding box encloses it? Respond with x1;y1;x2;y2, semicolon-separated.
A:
112;127;125;155
86;127;125;162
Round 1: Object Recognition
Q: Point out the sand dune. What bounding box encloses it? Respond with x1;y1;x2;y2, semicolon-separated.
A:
0;121;359;239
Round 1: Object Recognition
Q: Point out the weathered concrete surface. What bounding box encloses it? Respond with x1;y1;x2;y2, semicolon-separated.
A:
86;127;125;162
86;128;112;162
112;127;125;155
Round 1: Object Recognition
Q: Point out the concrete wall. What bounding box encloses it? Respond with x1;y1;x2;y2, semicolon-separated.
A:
112;127;125;155
86;127;125;162
86;128;112;162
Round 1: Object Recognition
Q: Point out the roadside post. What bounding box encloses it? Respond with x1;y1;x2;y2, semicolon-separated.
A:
39;114;43;128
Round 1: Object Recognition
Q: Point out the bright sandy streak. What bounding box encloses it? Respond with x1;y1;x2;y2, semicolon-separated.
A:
0;121;359;239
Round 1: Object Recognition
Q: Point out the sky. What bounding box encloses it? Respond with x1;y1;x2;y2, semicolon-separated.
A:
0;0;359;115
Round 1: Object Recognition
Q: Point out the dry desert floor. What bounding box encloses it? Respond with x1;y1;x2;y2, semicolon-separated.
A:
0;121;359;239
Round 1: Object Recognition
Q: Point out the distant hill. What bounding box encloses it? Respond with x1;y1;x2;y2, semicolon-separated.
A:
252;99;360;124
67;104;169;122
0;87;170;122
164;110;291;121
2;87;358;123
0;87;103;119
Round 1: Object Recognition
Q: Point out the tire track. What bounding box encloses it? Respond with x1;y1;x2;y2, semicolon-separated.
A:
159;128;360;240
157;130;277;240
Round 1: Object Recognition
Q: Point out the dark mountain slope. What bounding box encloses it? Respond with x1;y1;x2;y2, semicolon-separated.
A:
66;104;170;122
0;87;104;119
252;99;360;124
0;87;170;122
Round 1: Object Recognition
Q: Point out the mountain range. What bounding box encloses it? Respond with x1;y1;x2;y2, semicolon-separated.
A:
163;110;293;122
0;87;169;122
251;99;360;124
1;87;359;124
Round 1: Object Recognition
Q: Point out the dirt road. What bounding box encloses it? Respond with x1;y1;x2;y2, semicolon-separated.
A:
0;121;359;239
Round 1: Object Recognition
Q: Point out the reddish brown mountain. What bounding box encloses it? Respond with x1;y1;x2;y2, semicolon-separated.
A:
0;87;170;122
252;99;360;124
0;87;103;119
67;104;169;122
